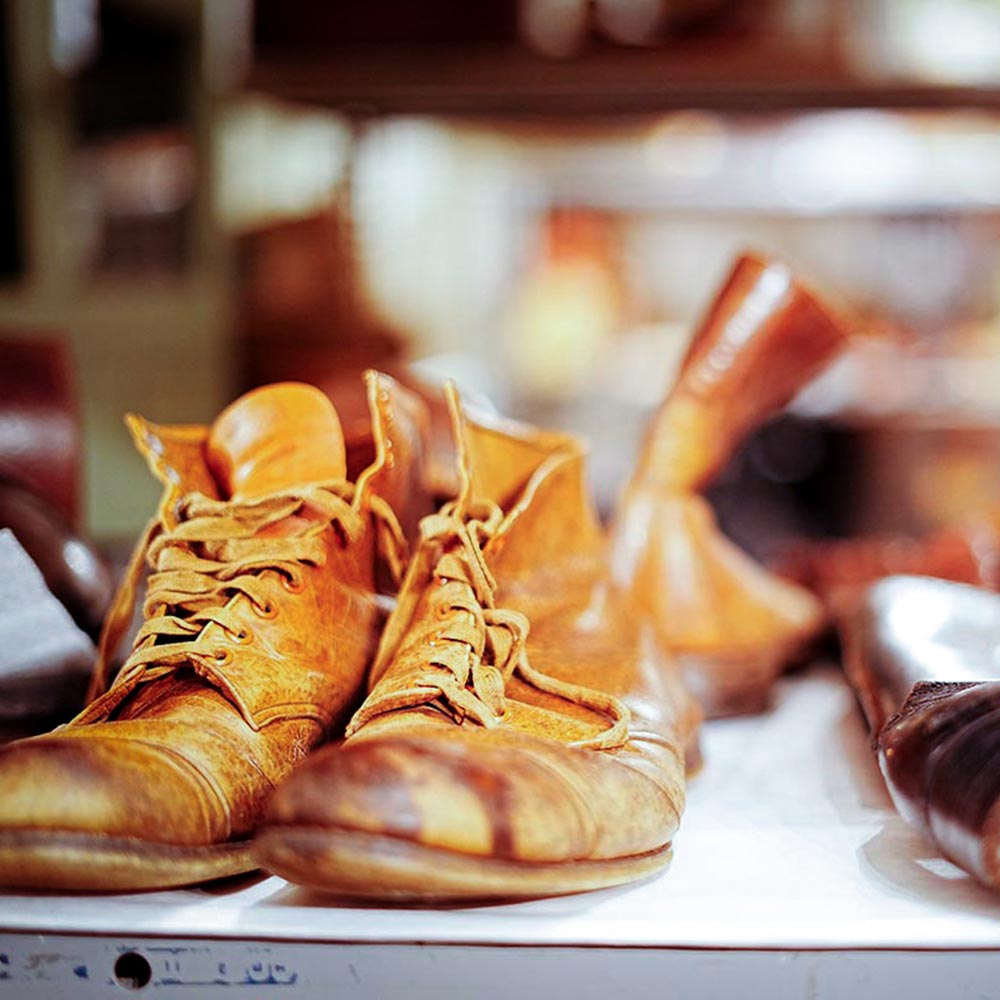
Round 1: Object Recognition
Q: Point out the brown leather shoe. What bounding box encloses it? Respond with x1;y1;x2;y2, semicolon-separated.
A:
0;374;421;890
254;388;686;902
610;253;849;716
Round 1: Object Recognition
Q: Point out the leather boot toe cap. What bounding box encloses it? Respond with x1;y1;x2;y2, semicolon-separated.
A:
265;723;677;864
0;731;225;845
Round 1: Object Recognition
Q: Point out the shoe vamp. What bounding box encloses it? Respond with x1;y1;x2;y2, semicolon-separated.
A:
514;604;672;722
499;682;606;742
500;687;683;802
91;684;322;783
497;565;645;702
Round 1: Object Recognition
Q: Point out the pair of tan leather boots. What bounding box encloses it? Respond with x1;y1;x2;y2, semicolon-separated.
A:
0;254;847;901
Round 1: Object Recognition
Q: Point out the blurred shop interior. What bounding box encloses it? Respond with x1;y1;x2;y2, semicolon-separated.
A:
4;0;1000;564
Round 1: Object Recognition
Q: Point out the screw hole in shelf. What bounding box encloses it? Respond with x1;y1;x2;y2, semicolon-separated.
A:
114;951;152;990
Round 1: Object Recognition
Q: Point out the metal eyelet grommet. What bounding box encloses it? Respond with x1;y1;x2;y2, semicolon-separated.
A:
254;602;278;619
232;628;253;645
281;575;305;594
434;604;451;620
213;648;232;665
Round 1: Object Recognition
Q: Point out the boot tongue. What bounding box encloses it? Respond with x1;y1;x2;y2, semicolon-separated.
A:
206;383;347;500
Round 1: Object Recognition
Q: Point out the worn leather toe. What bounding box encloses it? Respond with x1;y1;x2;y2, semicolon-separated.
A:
265;722;678;864
0;729;227;845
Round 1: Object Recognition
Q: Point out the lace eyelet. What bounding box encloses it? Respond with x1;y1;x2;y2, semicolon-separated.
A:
434;604;451;620
281;575;305;594
213;648;232;665
232;628;253;645
254;602;278;620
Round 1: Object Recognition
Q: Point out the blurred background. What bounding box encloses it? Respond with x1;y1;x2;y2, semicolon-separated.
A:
5;0;1000;559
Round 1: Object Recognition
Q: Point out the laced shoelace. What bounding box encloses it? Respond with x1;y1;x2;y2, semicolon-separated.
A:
84;481;407;714
346;498;631;751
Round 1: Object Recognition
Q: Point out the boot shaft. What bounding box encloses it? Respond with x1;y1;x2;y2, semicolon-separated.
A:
631;252;849;493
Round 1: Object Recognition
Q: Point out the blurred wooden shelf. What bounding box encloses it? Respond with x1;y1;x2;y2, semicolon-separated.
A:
250;42;1000;118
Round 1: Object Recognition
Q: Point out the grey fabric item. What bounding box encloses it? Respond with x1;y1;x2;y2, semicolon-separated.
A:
0;528;94;718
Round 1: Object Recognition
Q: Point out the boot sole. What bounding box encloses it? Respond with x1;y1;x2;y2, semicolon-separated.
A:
254;826;672;902
0;829;255;891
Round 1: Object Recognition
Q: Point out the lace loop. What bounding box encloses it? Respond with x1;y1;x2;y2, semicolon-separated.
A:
347;502;630;750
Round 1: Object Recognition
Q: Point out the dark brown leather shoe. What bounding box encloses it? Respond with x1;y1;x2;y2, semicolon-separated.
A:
841;575;1000;889
0;374;423;890
254;388;686;902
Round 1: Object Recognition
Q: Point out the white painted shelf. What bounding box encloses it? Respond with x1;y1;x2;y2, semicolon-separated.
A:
3;665;1000;998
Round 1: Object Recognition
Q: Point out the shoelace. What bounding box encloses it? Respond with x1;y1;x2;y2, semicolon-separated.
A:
84;481;407;715
346;498;631;751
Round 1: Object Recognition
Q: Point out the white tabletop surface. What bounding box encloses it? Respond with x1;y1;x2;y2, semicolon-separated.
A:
3;664;1000;951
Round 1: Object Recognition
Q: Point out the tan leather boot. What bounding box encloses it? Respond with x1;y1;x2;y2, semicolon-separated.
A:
254;388;686;902
0;374;422;890
610;253;850;716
